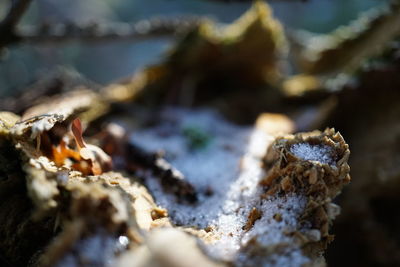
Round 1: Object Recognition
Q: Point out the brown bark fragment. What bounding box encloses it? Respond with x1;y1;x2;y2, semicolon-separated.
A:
243;207;263;231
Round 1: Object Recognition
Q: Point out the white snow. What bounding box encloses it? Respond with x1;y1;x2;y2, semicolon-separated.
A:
130;108;249;227
290;142;335;165
55;229;128;267
129;107;312;266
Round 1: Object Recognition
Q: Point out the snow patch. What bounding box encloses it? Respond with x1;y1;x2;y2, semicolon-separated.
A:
290;143;335;165
130;107;311;265
55;229;128;267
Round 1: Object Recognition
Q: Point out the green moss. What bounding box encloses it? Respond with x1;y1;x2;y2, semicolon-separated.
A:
182;126;212;150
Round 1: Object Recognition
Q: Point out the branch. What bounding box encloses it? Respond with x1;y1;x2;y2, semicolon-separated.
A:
2;0;32;28
0;0;32;47
16;16;203;45
207;0;308;2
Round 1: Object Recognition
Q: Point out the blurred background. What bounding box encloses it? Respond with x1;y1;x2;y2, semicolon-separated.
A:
0;0;389;97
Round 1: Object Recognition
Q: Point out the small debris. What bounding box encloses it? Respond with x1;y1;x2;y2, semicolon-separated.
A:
273;213;282;222
126;143;198;204
243;208;262;231
151;207;168;220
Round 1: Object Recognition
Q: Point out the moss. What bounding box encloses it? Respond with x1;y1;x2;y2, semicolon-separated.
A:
182;126;212;150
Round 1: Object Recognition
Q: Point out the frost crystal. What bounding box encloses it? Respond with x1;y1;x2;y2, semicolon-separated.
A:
290;143;335;165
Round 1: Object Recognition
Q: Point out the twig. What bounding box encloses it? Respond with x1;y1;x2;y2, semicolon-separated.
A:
16;16;203;45
126;143;198;204
207;0;307;2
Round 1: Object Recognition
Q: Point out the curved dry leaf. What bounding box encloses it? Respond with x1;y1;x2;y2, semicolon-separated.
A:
22;88;107;123
284;0;400;95
300;2;400;75
12;114;67;140
103;1;287;112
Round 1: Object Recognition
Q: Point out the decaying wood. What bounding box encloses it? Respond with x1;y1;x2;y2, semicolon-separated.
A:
261;129;350;259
